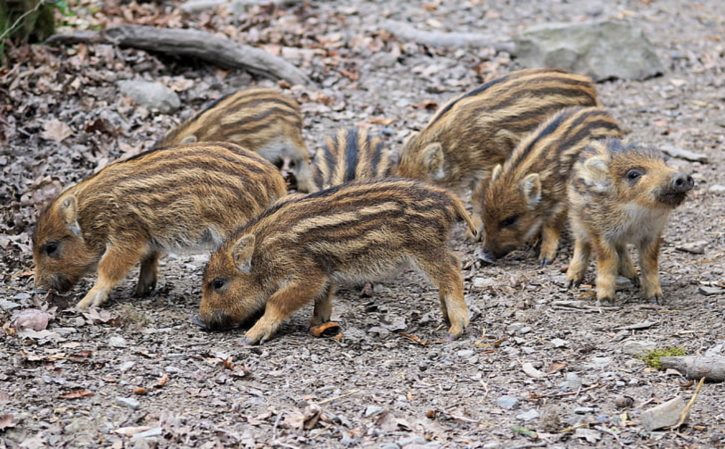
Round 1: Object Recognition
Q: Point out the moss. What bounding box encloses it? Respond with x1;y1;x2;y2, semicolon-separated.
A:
641;346;687;369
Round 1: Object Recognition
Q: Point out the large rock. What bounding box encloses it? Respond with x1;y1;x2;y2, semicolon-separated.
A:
117;80;181;113
513;20;664;81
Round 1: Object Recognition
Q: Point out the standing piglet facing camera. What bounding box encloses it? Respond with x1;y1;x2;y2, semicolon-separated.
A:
156;87;317;193
197;179;478;344
477;107;623;265
32;143;287;310
566;139;694;303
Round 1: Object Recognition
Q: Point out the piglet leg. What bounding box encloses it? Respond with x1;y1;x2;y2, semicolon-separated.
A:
244;275;328;345
639;236;663;303
77;243;149;310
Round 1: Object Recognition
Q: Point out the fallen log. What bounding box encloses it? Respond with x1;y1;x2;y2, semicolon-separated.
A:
659;356;725;382
46;25;310;86
381;20;515;53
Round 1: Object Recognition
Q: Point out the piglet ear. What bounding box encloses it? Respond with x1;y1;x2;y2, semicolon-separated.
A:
582;156;611;192
180;134;197;144
520;173;542;208
60;196;81;236
491;164;503;182
231;234;256;273
422;143;445;181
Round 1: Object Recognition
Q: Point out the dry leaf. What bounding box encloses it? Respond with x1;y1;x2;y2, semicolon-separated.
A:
59;389;94;400
310;321;341;337
0;414;15;431
11;309;50;331
40;119;73;142
546;361;567;374
368;117;395;126
156;373;170;387
399;332;428;346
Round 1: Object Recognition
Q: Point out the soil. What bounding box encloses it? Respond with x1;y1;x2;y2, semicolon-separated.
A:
1;1;723;448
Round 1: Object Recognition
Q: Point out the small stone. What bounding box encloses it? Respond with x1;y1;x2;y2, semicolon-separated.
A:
676;241;707;255
116;396;140;410
616;276;634;288
117;80;181;114
506;322;523;335
380;444;400;449
109;336;128;348
0;300;20;311
518;326;532;335
522;362;546;379
640;396;687;431
482;443;501;449
563;372;582;390
574;406;595;414
516;409;540;422
472;277;495;289
496;395;519;410
661;146;708;163
575;428;601;443
699;286;724;296
130;427;163;441
708;184;725;194
118;361;135;372
397;435;427;446
551;338;568;348
456;349;475;358
591;356;611;368
364;405;384;417
622;340;658;357
369;52;398;68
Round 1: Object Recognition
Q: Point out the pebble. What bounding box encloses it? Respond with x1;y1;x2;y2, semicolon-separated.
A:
380;444;400;449
118;361;135;372
615;395;635;409
116;396;140;410
472;277;496;289
456;349;475;358
516;409;539;422
676;241;707;255
364;405;384;417
397;435;427;446
117;80;180;114
699;286;724;296
551;338;568;348
108;336;128;348
708;184;725;194
130;427;163;441
640;396;687;431
591;356;612;368
496;395;519;410
661;145;708;163
563;372;582;390
622;340;657;357
574;406;595;414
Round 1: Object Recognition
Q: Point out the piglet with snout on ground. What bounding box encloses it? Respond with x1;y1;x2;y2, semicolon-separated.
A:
196;179;478;344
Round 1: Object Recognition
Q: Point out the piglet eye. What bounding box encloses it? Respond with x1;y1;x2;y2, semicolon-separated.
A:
44;241;59;257
626;169;643;182
212;278;226;290
500;215;519;228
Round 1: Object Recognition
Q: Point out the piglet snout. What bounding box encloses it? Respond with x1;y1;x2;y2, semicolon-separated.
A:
671;173;694;193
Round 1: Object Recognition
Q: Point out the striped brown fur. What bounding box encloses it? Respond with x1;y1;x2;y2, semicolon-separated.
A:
312;127;397;190
396;68;600;232
157;87;317;193
32;143;287;310
478;107;623;265
566;139;694;303
197;179;478;344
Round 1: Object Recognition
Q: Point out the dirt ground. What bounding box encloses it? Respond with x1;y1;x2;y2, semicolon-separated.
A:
1;0;723;448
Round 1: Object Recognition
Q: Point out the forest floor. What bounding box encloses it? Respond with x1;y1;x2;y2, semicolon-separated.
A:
0;0;723;448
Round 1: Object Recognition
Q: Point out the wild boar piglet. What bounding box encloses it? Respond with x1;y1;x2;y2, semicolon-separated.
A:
197;179;478;344
477;107;623;265
566;138;694;303
157;87;317;193
32;143;287;310
397;68;600;231
312;127;397;190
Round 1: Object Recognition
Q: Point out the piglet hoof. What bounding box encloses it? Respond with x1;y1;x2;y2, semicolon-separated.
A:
566;279;581;290
134;281;156;298
647;294;665;305
191;315;208;330
539;258;551;267
241;336;259;346
596;296;615;306
359;282;374;298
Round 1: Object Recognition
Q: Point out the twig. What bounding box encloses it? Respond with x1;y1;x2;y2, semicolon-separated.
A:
47;25;309;85
316;389;360;405
0;0;46;42
380;20;515;53
533;383;600;399
672;377;705;430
